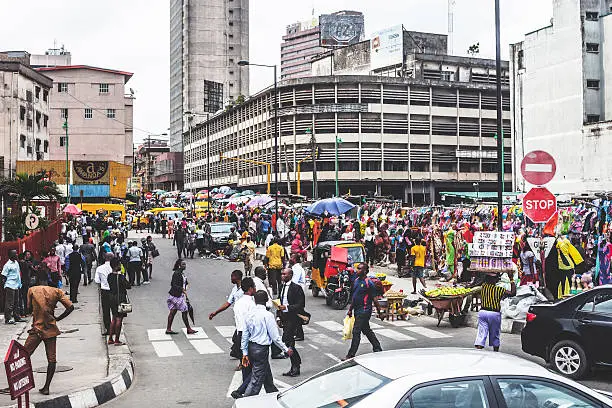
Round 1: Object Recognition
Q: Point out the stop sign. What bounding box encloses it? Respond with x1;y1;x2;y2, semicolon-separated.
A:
523;187;557;223
145;192;152;200
521;150;556;186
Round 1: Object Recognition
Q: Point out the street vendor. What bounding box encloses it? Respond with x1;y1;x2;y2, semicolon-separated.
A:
474;271;516;352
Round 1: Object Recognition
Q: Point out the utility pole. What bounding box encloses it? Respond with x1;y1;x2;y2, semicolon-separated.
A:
334;135;343;197
495;0;503;231
62;119;69;204
307;128;318;199
283;143;291;195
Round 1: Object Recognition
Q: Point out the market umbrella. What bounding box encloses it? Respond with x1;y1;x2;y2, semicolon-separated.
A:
242;189;255;196
213;193;225;200
63;203;82;215
305;198;356;216
246;195;273;208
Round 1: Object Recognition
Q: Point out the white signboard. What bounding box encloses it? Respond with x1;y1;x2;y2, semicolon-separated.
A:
469;231;514;258
527;237;556;258
455;150;497;159
21;206;45;218
371;25;404;70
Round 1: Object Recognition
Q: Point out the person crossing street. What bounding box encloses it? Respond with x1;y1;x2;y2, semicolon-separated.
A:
278;267;304;377
344;262;383;360
237;290;293;398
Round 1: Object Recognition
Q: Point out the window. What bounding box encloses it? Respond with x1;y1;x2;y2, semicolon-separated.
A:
26;90;32;102
43;114;48;127
60;108;68;119
278;361;390;408
43;140;49;153
496;379;598;408
518;50;525;70
84;108;93;119
35;86;40;99
404;379;489;408
586;43;600;53
43;89;48;102
19;106;25;121
593;293;612;314
19;135;26;148
107;109;116;119
58;83;68;93
587;114;600;123
587;79;600;89
586;11;599;21
59;136;66;147
99;83;109;93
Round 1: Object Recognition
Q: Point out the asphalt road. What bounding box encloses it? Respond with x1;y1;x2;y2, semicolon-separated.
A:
110;232;612;407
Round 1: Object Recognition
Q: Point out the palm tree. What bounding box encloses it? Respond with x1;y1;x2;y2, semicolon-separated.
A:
0;171;61;214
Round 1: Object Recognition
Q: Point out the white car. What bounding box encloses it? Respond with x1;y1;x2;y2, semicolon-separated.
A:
233;348;612;408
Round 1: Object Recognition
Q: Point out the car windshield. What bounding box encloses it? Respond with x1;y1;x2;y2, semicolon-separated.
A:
347;246;365;263
277;360;390;408
211;224;233;234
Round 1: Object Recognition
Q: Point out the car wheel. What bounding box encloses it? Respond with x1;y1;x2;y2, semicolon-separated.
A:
550;340;588;379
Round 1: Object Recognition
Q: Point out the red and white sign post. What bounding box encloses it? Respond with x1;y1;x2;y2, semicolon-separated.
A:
4;340;34;407
521;151;557;224
145;192;153;200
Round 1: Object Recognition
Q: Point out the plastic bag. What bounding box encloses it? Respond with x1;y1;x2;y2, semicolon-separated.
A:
342;316;355;341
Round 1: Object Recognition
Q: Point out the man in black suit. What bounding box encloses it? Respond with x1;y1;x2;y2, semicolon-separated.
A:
277;268;304;377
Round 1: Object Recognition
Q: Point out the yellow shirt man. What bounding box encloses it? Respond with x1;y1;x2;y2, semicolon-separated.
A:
411;244;426;267
266;242;285;269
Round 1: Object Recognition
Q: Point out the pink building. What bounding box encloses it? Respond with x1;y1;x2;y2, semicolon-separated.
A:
35;65;134;166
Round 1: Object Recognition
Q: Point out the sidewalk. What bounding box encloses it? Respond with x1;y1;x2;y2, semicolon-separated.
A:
254;246;525;334
0;282;133;408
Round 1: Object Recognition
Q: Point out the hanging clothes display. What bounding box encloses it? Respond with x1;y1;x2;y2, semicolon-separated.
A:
598;237;612;285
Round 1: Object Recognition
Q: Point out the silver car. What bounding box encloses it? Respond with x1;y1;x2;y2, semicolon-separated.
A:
233;348;612;407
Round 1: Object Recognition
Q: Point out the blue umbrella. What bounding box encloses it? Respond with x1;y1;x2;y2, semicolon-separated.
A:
305;198;356;216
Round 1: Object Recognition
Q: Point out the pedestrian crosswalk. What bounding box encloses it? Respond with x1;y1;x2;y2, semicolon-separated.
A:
146;319;454;358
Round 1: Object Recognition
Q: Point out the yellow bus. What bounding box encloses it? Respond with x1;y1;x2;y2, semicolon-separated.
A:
77;203;126;221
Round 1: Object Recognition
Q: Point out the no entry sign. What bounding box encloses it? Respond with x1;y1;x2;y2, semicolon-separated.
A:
523;187;557;223
145;192;153;200
521;150;556;186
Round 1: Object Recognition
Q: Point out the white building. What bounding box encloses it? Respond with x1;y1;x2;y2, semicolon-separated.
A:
0;57;53;177
511;0;612;193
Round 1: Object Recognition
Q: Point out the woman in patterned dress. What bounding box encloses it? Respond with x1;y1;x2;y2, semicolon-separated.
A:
165;259;197;335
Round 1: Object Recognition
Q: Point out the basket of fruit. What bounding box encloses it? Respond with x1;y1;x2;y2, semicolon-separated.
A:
419;286;476;328
381;280;393;293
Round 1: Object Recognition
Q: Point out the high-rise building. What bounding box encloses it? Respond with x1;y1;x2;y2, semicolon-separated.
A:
169;0;249;154
281;19;323;80
510;0;612;193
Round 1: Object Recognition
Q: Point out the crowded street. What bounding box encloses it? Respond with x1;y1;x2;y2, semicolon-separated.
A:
106;231;612;407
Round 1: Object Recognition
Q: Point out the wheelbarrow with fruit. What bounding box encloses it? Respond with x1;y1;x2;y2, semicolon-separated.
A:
420;286;481;328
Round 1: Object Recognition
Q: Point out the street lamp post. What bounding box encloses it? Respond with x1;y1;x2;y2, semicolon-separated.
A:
238;60;279;229
62;119;69;204
184;111;211;210
495;0;504;231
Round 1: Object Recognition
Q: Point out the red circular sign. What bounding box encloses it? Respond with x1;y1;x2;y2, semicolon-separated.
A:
145;192;153;200
520;150;556;186
523;187;557;223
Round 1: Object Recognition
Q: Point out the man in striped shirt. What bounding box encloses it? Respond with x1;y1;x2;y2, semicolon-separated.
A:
474;272;516;352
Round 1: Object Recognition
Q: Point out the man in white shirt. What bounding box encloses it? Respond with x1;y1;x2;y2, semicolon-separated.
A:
237;290;293;398
209;270;244;358
233;278;256;391
288;255;306;341
95;252;114;336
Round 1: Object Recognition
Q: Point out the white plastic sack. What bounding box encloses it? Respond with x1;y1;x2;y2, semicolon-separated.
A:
501;285;547;320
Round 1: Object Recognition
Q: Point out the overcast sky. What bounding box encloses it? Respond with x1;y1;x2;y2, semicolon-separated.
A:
1;0;553;144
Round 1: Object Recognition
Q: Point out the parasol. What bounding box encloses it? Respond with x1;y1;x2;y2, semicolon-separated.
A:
63;204;82;215
246;195;273;208
305;197;356;216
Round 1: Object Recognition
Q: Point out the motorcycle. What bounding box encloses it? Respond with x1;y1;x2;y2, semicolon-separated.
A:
325;269;351;310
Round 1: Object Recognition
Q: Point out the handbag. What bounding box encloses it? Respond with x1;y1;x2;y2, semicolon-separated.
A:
151;248;160;258
297;310;311;325
115;276;132;314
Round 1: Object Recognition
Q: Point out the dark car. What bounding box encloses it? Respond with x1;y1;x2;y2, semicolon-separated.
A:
522;285;612;379
209;222;237;250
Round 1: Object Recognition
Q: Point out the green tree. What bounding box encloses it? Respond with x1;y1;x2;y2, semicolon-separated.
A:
467;42;480;56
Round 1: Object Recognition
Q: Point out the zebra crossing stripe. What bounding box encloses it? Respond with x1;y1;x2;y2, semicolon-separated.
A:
216;325;236;337
404;326;451;339
148;329;171;341
309;333;342;346
315;321;345;332
182;327;208;339
190;339;224;354
384;320;416;327
369;322;383;329
152;341;183;357
374;329;416;341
